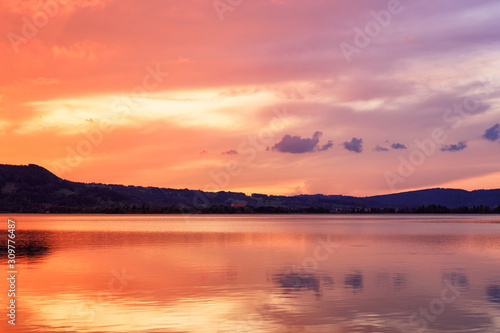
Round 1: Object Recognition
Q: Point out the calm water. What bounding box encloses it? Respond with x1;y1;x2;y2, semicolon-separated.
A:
1;214;500;333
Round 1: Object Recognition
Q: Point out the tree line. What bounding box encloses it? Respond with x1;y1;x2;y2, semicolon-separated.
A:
44;204;500;214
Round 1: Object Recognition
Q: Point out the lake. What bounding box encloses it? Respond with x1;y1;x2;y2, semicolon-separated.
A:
1;214;500;332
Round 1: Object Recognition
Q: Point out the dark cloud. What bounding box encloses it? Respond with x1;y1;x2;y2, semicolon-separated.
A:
440;141;467;152
343;138;363;153
373;145;389;152
391;143;407;150
271;131;332;154
221;149;238;155
319;140;334;151
483;123;500;141
199;150;208;155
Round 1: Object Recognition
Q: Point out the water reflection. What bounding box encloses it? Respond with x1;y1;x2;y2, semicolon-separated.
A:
486;285;500;304
272;272;334;298
0;214;499;333
376;272;407;291
344;271;363;293
443;272;469;291
0;230;54;264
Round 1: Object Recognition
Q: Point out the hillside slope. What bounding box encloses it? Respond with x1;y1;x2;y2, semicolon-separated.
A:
0;164;499;213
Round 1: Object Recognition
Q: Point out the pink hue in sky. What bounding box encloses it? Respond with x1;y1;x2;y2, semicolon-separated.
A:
1;0;500;196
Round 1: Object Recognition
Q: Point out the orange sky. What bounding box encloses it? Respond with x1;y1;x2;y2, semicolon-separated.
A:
1;0;500;196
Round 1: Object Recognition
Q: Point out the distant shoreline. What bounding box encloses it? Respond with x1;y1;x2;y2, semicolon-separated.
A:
3;204;500;215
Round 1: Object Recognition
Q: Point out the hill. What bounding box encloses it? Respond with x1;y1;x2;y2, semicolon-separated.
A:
0;164;499;213
369;188;500;209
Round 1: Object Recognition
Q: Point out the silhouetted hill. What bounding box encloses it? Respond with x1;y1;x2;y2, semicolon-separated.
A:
1;164;499;213
369;188;500;209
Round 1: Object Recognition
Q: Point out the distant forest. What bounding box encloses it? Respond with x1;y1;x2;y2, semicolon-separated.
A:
1;164;500;214
47;204;500;214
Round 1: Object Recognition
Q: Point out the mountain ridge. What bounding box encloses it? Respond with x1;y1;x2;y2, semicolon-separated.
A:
1;164;499;213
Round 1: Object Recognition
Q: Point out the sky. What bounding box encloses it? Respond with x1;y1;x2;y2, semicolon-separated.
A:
1;0;500;196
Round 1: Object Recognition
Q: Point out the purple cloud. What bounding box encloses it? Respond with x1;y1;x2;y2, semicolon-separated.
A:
343;138;363;153
221;150;238;155
373;145;389;152
440;141;467;152
319;140;334;151
391;143;407;150
271;131;332;154
483;124;500;141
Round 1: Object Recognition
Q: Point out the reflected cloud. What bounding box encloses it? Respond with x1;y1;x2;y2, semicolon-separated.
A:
392;273;407;291
376;272;407;291
344;271;363;293
443;272;469;291
486;285;500;304
272;272;334;298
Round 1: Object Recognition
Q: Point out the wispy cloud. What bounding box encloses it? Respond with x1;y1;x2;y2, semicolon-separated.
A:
22;77;59;86
221;150;238;155
440;141;467;152
319;140;334;152
373;145;389;152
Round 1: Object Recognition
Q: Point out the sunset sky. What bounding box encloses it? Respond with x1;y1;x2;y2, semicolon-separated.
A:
1;0;500;196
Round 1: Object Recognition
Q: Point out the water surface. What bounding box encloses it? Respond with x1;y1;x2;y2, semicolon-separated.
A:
1;214;499;332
